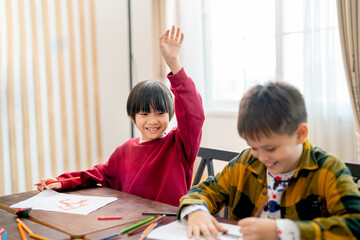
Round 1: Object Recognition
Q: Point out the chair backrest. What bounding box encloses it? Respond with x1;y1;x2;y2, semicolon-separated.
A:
193;147;239;186
345;162;360;187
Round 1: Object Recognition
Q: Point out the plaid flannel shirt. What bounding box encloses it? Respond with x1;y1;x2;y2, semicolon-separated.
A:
179;139;360;240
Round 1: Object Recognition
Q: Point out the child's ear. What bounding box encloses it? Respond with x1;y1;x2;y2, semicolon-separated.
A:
296;123;308;144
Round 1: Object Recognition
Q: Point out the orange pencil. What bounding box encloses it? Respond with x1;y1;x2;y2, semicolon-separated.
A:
30;233;50;240
34;177;81;186
253;196;268;217
138;221;158;240
17;223;27;240
16;218;33;235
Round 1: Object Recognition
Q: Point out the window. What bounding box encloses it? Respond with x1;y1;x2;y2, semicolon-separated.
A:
202;0;350;109
178;0;355;162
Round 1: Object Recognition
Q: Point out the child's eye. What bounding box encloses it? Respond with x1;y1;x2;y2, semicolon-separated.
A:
158;112;165;115
266;147;276;152
139;112;148;116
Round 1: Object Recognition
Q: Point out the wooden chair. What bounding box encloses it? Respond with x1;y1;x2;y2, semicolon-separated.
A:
194;146;360;218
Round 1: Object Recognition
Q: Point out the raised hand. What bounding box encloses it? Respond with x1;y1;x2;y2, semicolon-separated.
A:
159;25;184;74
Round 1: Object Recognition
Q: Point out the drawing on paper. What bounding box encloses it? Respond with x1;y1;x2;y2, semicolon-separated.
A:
10;190;117;215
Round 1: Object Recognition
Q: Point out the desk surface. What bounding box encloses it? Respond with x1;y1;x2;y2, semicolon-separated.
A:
0;187;178;239
0;208;70;240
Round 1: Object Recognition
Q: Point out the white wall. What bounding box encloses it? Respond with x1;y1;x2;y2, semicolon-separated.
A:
96;0;155;160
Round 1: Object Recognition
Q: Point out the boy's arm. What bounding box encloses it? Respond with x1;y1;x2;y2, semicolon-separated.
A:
177;160;236;239
57;149;122;191
160;26;205;170
294;162;360;239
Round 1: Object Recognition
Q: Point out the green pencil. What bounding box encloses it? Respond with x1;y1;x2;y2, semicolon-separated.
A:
121;216;155;234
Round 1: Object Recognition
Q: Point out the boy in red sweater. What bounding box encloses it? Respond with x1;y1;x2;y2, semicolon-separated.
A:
37;26;205;207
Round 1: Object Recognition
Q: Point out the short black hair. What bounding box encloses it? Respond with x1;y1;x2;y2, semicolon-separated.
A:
126;80;174;122
237;82;307;141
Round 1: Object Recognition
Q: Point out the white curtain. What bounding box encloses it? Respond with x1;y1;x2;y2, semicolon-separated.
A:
177;0;356;163
302;0;356;162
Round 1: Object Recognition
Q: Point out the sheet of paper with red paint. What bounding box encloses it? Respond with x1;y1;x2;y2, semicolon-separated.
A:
10;190;117;215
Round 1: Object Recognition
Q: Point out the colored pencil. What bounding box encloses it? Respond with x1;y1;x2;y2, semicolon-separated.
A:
0;228;4;235
253;196;268;217
17;223;27;240
142;211;177;216
98;216;122;220
138;221;158;240
16;218;33;235
127;215;165;236
29;233;50;240
2;232;7;240
121;216;155;234
99;233;119;240
34;177;81;186
98;217;150;240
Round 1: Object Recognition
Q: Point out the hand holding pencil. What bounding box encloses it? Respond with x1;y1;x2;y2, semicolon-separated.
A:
35;177;80;192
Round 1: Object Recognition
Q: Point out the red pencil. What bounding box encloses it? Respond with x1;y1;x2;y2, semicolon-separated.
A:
98;216;122;220
33;177;81;186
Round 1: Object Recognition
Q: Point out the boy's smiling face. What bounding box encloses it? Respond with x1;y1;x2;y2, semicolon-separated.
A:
133;106;169;142
246;123;308;174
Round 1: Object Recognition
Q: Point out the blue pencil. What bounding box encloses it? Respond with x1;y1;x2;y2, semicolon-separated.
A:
2;232;7;240
99;233;118;240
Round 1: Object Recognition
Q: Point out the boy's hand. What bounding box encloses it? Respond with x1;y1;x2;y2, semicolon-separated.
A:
238;217;277;240
36;177;61;191
159;25;184;75
187;210;228;240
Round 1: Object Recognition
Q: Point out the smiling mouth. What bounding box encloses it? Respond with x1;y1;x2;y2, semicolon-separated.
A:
265;162;277;168
146;127;160;132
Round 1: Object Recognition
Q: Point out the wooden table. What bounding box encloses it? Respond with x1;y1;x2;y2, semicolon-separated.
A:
0;187;178;239
84;215;238;240
0;208;70;240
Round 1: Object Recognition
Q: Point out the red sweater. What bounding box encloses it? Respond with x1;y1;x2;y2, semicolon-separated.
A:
58;68;205;206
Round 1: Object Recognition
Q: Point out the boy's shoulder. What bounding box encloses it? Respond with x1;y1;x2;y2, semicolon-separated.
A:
228;148;260;168
305;144;349;175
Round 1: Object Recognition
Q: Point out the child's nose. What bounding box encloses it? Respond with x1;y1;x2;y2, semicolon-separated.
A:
148;115;159;124
257;152;269;162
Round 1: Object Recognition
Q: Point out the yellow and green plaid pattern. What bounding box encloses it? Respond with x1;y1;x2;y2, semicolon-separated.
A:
179;139;360;240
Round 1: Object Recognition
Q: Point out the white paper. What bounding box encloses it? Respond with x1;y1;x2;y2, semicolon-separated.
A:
147;220;243;240
10;190;117;215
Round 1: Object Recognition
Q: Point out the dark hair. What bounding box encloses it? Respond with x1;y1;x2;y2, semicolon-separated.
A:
126;80;174;122
237;82;307;141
